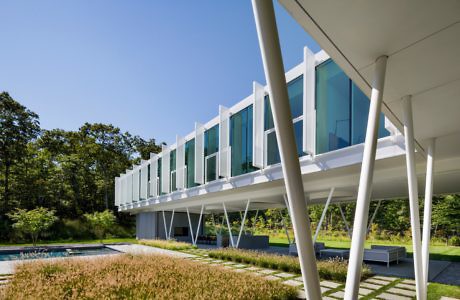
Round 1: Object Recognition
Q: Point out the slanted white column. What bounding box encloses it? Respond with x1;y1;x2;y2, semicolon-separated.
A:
345;55;388;300
422;138;435;288
367;200;382;234
236;200;251;248
313;187;335;244
338;204;352;238
222;202;235;247
402;95;425;300
186;207;195;245
252;1;321;298
168;209;175;240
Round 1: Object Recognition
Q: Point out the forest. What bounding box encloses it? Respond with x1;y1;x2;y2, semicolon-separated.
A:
0;91;459;244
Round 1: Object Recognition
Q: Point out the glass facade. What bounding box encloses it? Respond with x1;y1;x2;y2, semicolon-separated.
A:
265;75;305;166
185;139;197;188
170;149;176;192
230;105;257;177
316;60;389;154
204;125;219;182
157;158;162;195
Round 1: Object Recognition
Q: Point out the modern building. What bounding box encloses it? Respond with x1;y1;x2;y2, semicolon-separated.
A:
115;1;460;299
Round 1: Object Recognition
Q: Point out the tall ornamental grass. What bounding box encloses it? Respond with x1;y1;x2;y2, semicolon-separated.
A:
1;254;297;300
138;239;197;251
208;248;372;283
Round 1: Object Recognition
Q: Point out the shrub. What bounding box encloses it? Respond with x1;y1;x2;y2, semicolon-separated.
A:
139;239;197;251
449;236;460;246
7;208;58;246
208;248;372;282
1;254;298;299
84;210;116;242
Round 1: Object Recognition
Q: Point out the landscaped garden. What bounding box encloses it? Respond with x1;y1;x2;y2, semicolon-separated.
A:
0;254;298;299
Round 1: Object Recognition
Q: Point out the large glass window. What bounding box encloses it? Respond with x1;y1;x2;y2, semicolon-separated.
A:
316;59;351;154
230;105;257;177
185;139;197;188
204;125;219;182
264;75;305;166
157;158;162;195
351;84;389;144
170;149;176;192
316;59;389;154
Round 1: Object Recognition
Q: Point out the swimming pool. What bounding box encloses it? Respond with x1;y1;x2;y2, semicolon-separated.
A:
0;246;120;261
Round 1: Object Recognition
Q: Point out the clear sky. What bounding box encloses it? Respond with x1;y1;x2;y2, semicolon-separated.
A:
0;1;320;145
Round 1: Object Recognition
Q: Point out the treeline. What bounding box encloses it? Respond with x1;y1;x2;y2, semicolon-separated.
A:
0;92;162;241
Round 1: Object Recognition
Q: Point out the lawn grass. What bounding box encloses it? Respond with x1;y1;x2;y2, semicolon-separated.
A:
269;236;460;262
208;247;372;283
0;237;137;247
427;282;460;299
1;254;297;299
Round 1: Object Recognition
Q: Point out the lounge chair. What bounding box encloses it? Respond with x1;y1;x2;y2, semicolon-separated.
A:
363;245;407;267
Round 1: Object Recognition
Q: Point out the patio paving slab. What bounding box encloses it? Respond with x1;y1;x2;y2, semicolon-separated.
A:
366;278;390;285
358;287;374;296
320;280;342;288
395;283;416;290
282;279;303;287
232;264;247;268
360;282;382;290
258;269;277;274
246;266;261;271
377;292;412;300
387;287;417;297
329;290;345;298
373;275;398;282
264;275;281;281
402;279;416;285
274;272;295;278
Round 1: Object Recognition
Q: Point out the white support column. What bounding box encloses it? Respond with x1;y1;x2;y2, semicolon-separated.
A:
186;207;195;245
338;204;352;238
279;209;291;245
222;202;235;247
162;211;169;240
402;95;425;300
367;200;382;234
194;205;205;245
236;200;251;248
345;55;388;300
422;139;435;287
168;209;175;240
252;209;259;235
313;187;335;244
252;1;321;298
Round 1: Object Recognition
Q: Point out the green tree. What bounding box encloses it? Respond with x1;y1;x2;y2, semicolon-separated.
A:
432;194;460;238
84;210;116;242
0;92;40;213
8;207;58;246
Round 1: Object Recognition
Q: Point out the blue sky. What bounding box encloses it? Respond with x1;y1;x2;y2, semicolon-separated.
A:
0;1;319;145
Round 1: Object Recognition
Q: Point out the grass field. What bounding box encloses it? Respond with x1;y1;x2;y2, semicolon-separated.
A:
269;236;460;262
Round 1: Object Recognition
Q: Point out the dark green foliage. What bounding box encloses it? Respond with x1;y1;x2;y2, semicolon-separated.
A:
0;92;162;242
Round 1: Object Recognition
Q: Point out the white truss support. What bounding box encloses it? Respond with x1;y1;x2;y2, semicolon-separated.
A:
236;200;251;248
279;209;291;245
367;200;382;234
338;204;352;238
402;95;425;300
168;209;175;240
313;187;335;244
194;205;205;245
186;207;195;245
422;138;435;288
222;202;235;247
162;211;169;240
252;209;259;235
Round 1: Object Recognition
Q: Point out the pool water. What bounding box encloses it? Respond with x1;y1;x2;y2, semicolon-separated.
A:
0;246;120;261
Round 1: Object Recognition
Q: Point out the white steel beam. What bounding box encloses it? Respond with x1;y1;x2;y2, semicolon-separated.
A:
236;200;250;248
186;207;195;245
222;202;235;247
194;205;205;245
313;187;335;244
168;209;175;240
252;1;321;298
367;200;382;234
402;95;424;300
422;138;435;287
338;204;352;238
345;55;388;300
162;210;169;240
